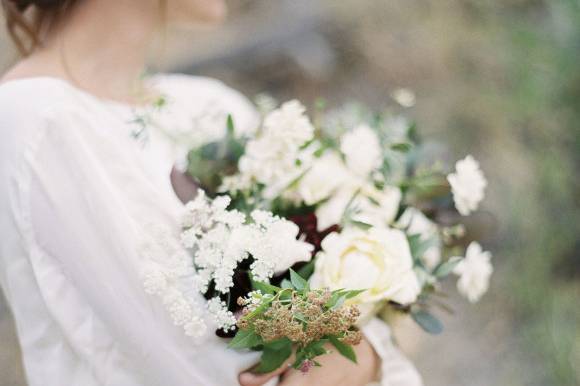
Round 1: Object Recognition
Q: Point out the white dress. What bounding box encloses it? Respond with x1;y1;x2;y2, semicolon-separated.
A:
0;74;422;386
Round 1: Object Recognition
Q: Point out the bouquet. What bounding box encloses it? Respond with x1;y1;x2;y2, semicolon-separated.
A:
147;92;492;374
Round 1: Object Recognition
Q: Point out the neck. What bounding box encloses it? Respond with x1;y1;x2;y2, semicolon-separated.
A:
39;0;160;103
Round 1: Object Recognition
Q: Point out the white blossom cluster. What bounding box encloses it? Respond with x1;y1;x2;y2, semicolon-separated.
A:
234;100;315;197
180;191;313;329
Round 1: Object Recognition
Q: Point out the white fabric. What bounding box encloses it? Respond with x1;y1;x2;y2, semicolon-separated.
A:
0;74;421;386
363;319;423;386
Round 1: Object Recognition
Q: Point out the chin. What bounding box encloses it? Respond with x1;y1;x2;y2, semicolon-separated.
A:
170;0;228;25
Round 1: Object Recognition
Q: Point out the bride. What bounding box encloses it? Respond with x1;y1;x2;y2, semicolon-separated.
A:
0;1;423;385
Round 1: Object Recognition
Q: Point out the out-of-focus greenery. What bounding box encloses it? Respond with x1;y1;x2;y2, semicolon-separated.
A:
494;1;580;384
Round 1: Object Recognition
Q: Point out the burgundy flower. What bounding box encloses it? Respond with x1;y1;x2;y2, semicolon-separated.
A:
288;212;339;255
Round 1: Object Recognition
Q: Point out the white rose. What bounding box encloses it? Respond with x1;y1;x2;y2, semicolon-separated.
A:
453;242;492;303
298;152;350;205
397;208;441;269
311;227;421;308
447;155;487;216
340;125;383;176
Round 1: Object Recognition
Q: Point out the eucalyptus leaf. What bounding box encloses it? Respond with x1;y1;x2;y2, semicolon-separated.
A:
433;256;463;278
411;309;443;335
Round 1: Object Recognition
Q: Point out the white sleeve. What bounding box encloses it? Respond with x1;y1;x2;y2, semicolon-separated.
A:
19;109;254;386
362;318;424;386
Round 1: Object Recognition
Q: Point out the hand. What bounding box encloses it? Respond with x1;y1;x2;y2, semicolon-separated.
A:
238;336;380;386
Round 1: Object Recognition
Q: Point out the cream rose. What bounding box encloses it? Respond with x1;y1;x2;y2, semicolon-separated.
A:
310;227;421;308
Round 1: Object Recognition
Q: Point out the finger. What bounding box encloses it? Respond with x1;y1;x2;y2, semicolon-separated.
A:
239;364;289;386
239;357;293;386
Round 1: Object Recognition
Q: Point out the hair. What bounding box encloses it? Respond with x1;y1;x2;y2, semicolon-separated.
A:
1;0;78;56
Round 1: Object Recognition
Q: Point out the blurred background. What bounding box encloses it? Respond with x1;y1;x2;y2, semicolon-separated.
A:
1;1;579;385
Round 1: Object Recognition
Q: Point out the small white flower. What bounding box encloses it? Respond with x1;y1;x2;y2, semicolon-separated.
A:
453;242;493;303
207;297;237;331
340;125;383;176
447;155;487;216
391;88;416;108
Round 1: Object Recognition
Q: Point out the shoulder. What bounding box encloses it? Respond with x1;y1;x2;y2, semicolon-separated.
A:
0;78;89;171
0;77;76;116
0;77;80;138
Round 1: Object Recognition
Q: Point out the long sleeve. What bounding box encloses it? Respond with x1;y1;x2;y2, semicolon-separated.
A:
1;90;258;386
363;318;423;386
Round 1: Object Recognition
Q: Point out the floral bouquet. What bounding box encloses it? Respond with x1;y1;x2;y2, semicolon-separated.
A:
156;94;492;373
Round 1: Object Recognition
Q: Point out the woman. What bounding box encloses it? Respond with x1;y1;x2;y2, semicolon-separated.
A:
0;1;423;385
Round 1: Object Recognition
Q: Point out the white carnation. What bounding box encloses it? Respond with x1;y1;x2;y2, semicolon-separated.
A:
453;242;493;303
340;125;382;176
237;100;315;196
447;155;487;216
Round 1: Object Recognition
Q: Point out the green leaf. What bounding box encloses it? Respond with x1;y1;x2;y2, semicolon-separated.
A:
280;279;294;290
344;289;366;299
349;220;373;230
289;269;309;291
411;309;443;335
390;142;413;152
244;295;274;320
407;234;437;262
228;329;263;349
307;339;329;356
251;279;280;295
293;312;307;323
297;260;316;280
329;336;357;363
226;114;235;136
433;256;463;278
255;338;293;373
324;291;342;309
